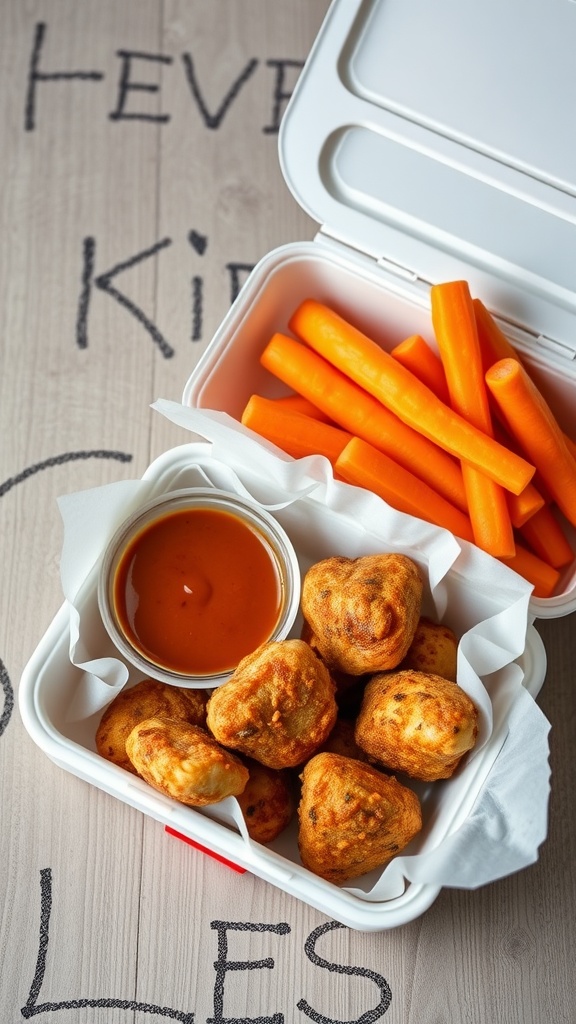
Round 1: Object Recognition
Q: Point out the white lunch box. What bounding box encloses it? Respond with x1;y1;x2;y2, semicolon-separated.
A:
19;0;574;930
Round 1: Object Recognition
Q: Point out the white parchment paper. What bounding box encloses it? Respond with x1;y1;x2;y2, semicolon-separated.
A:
56;400;551;900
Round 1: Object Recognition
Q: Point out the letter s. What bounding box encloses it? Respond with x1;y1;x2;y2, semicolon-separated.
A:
297;921;392;1024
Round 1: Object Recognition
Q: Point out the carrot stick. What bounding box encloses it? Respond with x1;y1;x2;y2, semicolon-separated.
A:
519;505;574;569
241;394;352;464
431;280;515;558
500;542;561;599
335;436;474;542
506;483;546;529
391;334;450;404
485;358;576;527
261;332;468;512
473;298;519;371
475;297;576;461
562;431;576;463
289;299;534;496
391;325;543;528
270;393;334;423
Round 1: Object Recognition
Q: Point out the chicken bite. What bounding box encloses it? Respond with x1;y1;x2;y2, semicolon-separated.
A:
298;752;422;883
96;677;209;773
206;639;337;769
401;617;458;681
125;717;249;806
301;553;423;676
355;669;478;781
237;761;295;844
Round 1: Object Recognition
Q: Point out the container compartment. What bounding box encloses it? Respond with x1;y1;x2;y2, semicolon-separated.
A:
184;240;576;616
20;443;549;930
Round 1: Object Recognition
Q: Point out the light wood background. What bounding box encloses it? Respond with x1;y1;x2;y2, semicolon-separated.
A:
1;2;575;1021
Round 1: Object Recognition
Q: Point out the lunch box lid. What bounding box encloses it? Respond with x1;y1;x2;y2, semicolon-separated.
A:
279;0;576;365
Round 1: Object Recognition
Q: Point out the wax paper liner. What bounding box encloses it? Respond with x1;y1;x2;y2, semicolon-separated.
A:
55;400;550;899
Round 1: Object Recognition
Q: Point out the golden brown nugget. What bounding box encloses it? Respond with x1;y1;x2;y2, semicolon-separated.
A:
301;553;423;675
237;761;295;844
96;678;209;773
125;717;249;806
355;670;478;782
401;617;458;681
298;752;422;883
206;639;337;769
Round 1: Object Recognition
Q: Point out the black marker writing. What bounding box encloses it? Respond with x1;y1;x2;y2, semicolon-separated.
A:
207;919;291;1024
25;22;104;131
297;921;392;1024
0;449;133;500
25;25;304;134
109;50;173;123
21;868;194;1022
263;60;304;135
0;450;132;741
76;236;95;349
76;233;254;350
188;230;208;342
226;263;255;305
77;235;174;356
0;659;14;738
181;54;259;130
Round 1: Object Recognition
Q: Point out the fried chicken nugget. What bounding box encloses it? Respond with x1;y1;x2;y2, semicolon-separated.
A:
96;678;209;773
355;670;478;781
206;639;337;769
401;617;458;681
298;752;422;883
237;761;295;844
301;553;423;675
125;717;249;806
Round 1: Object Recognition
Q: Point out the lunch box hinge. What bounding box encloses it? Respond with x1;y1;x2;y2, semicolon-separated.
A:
535;333;576;362
315;227;420;283
314;226;380;265
375;254;418;283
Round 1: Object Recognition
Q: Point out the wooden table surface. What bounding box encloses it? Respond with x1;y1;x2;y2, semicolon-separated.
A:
1;2;575;1021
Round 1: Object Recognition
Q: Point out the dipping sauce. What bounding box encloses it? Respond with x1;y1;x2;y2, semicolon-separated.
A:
112;506;284;676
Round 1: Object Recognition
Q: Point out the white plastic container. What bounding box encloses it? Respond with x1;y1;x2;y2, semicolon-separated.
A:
19;0;572;929
19;442;550;930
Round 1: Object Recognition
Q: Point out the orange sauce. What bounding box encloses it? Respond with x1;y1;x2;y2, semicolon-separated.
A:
113;506;284;675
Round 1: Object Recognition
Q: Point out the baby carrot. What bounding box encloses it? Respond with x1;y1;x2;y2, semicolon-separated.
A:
335;436;474;543
519;505;574;569
289;299;534;496
485;358;576;527
391;334;450;404
473;298;518;371
431;280;515;558
391;324;544;527
492;421;546;527
506;483;546;529
261;332;468;512
241;394;352;464
475;297;576;465
270;393;334;423
500;542;561;599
